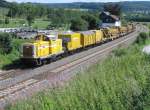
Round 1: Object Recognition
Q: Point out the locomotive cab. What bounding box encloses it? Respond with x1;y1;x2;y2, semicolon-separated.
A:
21;34;63;65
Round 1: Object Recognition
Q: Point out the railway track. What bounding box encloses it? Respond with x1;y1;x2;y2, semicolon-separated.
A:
0;24;148;109
0;70;24;81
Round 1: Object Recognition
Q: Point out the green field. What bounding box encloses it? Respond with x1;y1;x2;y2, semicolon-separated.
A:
5;35;150;110
0;19;50;29
0;7;50;29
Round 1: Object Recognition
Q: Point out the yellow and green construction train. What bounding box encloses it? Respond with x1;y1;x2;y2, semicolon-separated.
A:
21;24;135;65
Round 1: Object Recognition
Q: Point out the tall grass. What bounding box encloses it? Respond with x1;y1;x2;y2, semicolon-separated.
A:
6;40;150;110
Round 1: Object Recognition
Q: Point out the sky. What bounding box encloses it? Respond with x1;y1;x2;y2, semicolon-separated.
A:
6;0;150;3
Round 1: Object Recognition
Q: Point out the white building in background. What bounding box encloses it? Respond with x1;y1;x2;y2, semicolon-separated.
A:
100;11;121;28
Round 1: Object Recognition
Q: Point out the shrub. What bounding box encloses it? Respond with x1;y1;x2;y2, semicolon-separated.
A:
0;32;13;54
4;17;9;24
70;18;88;31
112;48;127;57
82;14;99;29
0;19;3;24
136;32;149;44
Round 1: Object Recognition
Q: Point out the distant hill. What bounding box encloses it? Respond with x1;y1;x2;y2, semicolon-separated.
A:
40;2;103;10
0;0;11;8
1;0;150;13
120;1;150;12
39;1;150;12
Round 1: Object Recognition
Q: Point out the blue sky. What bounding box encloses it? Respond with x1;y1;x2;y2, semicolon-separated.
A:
6;0;150;3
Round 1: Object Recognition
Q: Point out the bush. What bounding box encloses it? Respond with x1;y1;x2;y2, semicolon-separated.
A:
136;32;149;44
0;19;3;24
0;38;30;69
11;33;18;39
70;18;88;31
112;48;127;57
4;17;9;24
82;14;99;30
0;32;13;54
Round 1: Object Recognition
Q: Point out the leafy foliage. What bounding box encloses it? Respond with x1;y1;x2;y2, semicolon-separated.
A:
136;32;149;44
0;32;13;54
26;15;34;26
70;18;88;31
126;15;150;22
0;37;30;69
7;3;47;18
82;14;99;29
4;17;9;24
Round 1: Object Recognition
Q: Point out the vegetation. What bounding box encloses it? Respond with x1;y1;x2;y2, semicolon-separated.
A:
46;8;90;29
136;32;149;44
125;14;150;22
70;18;88;31
81;14;100;30
39;1;150;13
3;0;150;29
0;33;30;69
0;1;100;30
0;32;13;54
26;15;34;26
6;32;150;110
0;19;50;29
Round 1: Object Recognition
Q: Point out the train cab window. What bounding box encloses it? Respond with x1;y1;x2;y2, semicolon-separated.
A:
43;36;50;41
35;35;41;40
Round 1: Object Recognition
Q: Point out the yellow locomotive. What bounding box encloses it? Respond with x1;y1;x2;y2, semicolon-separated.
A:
21;25;135;65
22;34;63;65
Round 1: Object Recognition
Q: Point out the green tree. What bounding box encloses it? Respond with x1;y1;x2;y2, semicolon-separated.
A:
26;15;34;26
4;17;9;25
70;18;88;31
0;33;13;54
0;20;3;24
82;14;99;29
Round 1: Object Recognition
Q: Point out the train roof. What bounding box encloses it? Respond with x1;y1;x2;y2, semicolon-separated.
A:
59;31;76;35
79;31;94;35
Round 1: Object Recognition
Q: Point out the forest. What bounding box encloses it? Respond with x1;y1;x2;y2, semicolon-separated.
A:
1;0;150;29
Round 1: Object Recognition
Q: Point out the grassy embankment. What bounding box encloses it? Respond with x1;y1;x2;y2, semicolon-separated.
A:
5;32;150;110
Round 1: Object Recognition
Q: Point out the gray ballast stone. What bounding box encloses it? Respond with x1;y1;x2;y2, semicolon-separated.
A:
143;45;150;54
